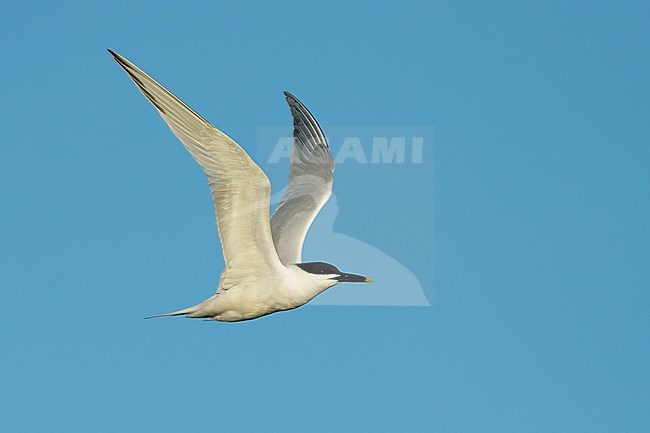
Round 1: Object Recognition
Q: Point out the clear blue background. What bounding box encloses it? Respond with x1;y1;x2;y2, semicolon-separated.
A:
1;1;649;432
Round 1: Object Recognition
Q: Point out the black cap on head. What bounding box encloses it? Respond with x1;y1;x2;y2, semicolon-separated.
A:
296;262;373;283
296;262;341;275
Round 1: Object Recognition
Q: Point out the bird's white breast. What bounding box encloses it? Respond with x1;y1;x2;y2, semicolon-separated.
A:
195;265;332;321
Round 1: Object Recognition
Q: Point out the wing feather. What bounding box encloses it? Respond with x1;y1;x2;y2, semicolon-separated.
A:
270;92;334;264
109;50;284;289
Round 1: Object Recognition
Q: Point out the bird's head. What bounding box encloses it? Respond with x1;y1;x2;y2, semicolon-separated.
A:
296;262;373;286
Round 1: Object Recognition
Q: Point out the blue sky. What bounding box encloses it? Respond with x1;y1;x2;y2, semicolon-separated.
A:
1;1;649;432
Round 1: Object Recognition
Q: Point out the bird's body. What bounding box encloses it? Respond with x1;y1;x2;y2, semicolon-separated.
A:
170;265;334;322
109;50;371;322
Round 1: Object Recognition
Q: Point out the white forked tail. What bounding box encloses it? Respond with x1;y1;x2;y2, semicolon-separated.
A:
145;295;217;319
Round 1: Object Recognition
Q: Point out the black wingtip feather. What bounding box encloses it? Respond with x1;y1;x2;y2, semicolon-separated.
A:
108;49;167;115
282;91;330;151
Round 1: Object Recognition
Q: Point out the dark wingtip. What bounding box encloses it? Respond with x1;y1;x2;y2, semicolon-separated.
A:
107;49;130;68
283;91;306;110
108;49;126;66
284;90;298;101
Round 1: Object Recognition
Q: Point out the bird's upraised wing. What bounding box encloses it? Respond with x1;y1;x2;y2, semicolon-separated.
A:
270;92;334;265
109;50;284;289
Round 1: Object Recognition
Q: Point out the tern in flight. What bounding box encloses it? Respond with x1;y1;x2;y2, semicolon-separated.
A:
109;50;372;322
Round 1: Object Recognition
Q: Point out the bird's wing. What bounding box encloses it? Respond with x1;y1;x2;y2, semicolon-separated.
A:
109;50;284;291
270;92;334;265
